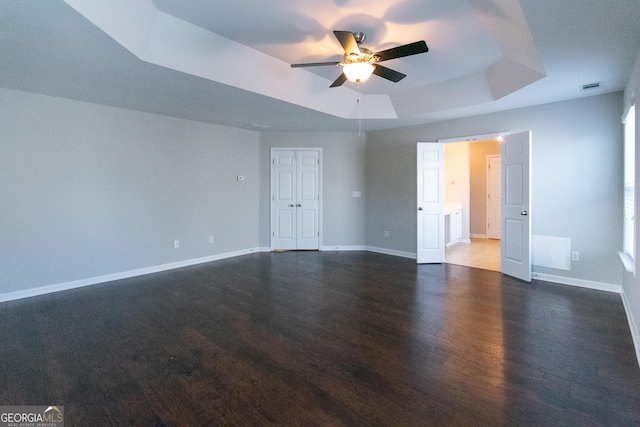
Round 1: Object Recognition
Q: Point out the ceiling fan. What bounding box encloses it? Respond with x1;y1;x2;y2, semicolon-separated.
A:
291;31;429;87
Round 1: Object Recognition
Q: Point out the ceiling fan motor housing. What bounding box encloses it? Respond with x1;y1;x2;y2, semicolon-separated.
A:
345;49;375;64
353;31;366;44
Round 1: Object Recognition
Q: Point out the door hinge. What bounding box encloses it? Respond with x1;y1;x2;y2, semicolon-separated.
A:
488;193;490;199
488;223;490;228
272;158;275;164
317;232;320;236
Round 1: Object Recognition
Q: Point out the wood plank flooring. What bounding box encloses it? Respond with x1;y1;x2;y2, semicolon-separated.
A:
1;251;639;426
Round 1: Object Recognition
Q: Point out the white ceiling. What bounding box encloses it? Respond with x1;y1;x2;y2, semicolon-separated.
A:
1;0;639;132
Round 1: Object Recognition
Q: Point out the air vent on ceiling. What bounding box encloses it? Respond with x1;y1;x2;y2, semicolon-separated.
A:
581;81;603;92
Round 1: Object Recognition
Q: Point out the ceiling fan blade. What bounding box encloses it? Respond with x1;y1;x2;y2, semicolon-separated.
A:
330;73;348;88
291;61;340;68
374;41;428;62
333;30;360;55
372;64;406;82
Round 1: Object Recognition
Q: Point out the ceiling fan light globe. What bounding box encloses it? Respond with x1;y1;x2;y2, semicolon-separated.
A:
343;62;375;83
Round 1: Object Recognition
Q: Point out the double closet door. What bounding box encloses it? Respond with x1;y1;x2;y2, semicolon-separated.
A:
271;149;321;250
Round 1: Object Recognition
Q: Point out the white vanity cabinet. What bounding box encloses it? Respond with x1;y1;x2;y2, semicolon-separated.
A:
444;205;463;246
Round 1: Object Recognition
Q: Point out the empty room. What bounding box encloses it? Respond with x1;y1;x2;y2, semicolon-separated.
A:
2;0;640;425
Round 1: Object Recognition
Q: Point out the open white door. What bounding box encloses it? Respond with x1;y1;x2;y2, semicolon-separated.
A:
417;143;445;263
501;131;532;281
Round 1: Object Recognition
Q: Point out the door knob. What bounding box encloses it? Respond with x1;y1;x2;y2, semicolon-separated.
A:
418;207;423;211
521;210;528;216
289;204;295;207
297;204;302;207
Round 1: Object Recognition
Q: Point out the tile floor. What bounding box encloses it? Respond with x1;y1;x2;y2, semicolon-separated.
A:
445;237;500;271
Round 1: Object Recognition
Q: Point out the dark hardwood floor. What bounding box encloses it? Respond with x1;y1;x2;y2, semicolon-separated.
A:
1;251;639;426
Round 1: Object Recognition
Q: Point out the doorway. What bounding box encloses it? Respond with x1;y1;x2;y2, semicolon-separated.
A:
417;132;532;281
444;138;502;271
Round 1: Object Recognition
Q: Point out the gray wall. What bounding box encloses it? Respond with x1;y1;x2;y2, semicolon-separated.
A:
259;132;367;249
367;92;624;286
1;88;260;293
0;85;629;310
622;46;640;351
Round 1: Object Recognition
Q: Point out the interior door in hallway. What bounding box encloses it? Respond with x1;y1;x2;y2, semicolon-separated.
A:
271;149;320;250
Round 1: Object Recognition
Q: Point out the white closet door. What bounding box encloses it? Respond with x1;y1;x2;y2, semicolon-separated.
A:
296;151;320;250
271;149;320;250
271;150;297;250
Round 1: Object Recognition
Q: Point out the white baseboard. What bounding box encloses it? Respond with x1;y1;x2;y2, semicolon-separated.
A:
470;233;487;239
321;245;368;251
365;246;416;259
0;247;264;303
532;272;621;294
621;287;640;367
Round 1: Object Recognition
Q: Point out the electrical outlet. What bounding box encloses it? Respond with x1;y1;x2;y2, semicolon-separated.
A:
237;175;245;181
384;231;389;238
209;236;214;244
571;251;580;261
174;240;180;249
